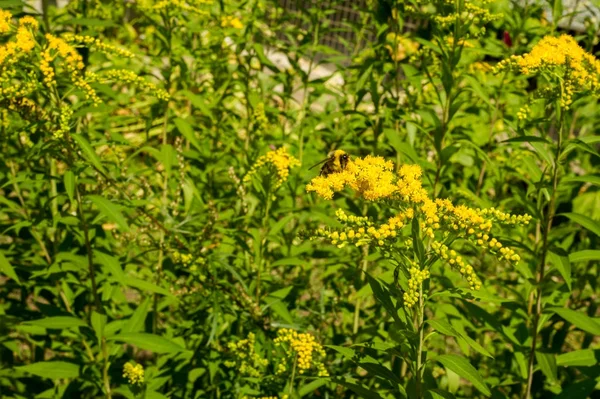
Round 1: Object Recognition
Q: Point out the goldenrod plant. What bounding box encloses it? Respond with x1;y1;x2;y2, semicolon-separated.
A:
0;0;598;398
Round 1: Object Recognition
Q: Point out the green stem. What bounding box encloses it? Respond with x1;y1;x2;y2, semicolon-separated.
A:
288;355;298;395
102;337;112;399
154;10;173;336
525;110;564;399
75;184;102;313
353;245;369;335
415;285;425;399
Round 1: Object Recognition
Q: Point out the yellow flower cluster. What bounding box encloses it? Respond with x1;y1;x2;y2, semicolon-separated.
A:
0;13;39;67
494;35;600;109
274;329;328;377
244;147;301;189
480;207;532;226
403;266;430;308
308;155;531;291
172;251;205;271
314;208;414;248
63;33;134;58
517;105;531;120
40;34;101;104
15;25;35;53
172;251;193;265
431;242;482;290
469;61;493;74
140;0;210;16
0;9;11;33
221;15;244;29
253;102;269;132
307;157;427;203
446;36;475;48
385;33;420;62
225;332;268;378
306;156;397;200
54;105;73;139
97;69;170;101
434;2;500;28
123;362;144;385
0;80;36;101
42;34;85;84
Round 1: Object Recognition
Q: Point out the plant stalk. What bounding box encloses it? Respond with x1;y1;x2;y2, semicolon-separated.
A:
353;245;369;334
75;184;103;313
525;112;564;399
415;284;425;399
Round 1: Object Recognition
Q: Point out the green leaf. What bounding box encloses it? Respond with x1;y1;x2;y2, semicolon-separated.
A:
531;142;554;165
94;250;126;281
554;379;597;399
326;345;355;359
298;378;328;397
126;278;173;297
457;334;493;359
174;118;202;152
425;390;456;399
332;378;384;399
561;175;600;186
359;359;402;385
436;355;491;397
146;391;170;399
107;332;188;354
552;0;563;25
16;361;80;379
503;136;550;144
548;249;571;290
355;64;373;92
367;274;403;325
160;144;175;178
0;250;20;284
252;43;277;69
556;349;598;367
559;213;600;236
123;297;151;333
71;134;107;175
411;217;425;265
427;319;458;337
464;75;491;107
91;311;107;342
24;316;87;329
88;195;130;232
569;250;600;263
547;307;600;336
535;352;557;382
271;257;305;267
64;170;75;203
264;288;293;324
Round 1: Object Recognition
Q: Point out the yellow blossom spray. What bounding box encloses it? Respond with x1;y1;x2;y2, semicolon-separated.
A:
305;154;530;397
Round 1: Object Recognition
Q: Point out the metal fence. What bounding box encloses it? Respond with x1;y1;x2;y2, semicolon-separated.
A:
278;0;374;56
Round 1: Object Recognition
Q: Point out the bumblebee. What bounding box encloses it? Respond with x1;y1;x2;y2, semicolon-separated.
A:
309;150;350;176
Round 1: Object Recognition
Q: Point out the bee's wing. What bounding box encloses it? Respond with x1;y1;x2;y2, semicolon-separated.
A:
308;157;332;170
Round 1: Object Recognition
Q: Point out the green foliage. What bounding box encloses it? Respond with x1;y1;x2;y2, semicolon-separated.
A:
0;0;598;398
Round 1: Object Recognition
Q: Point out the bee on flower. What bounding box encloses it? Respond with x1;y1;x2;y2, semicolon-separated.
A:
307;155;531;298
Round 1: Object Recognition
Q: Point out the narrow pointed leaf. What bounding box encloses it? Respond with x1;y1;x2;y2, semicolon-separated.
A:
436;354;491;397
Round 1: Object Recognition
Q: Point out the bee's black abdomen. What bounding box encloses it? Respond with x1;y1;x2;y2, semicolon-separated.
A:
320;163;334;176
